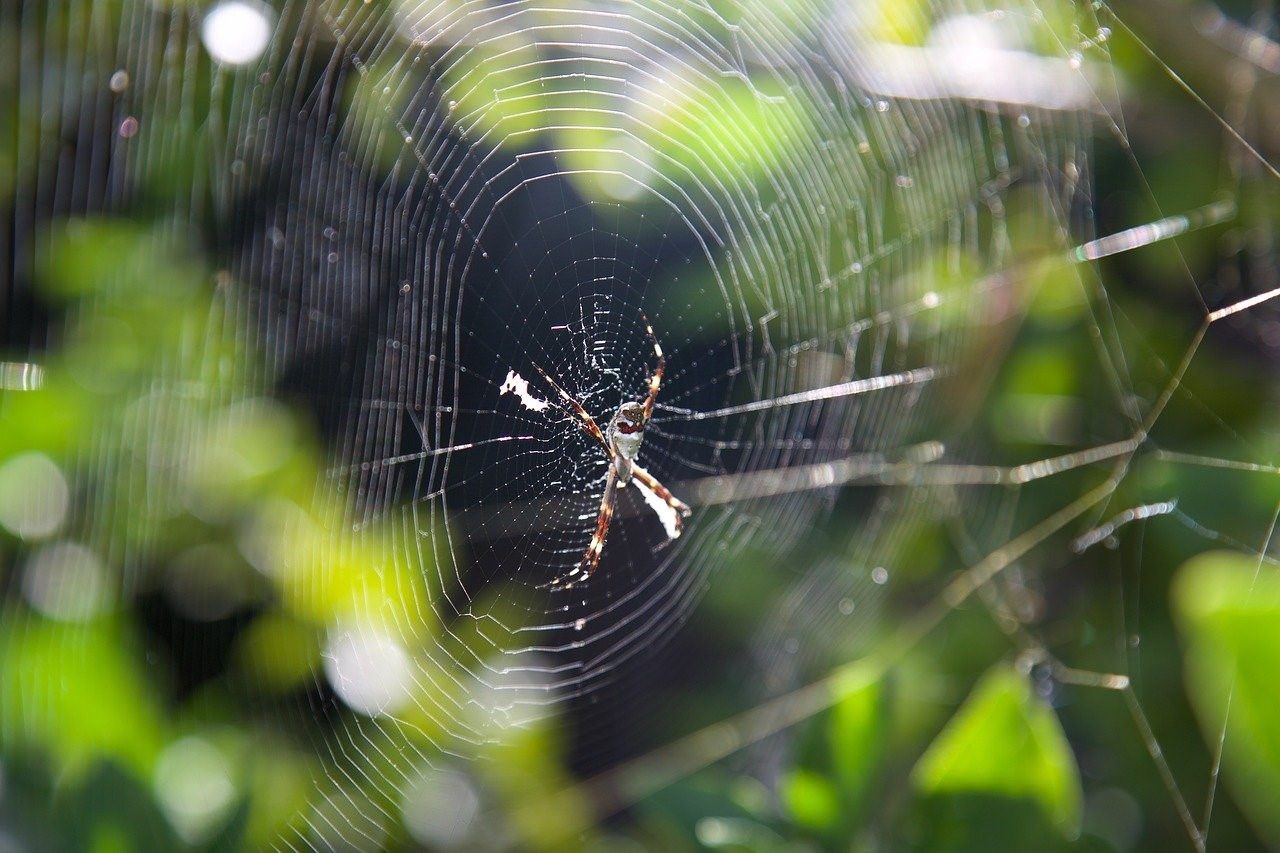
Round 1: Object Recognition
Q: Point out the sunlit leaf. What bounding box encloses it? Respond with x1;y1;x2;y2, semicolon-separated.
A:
781;768;840;831
438;32;547;146
559;73;812;204
828;662;887;809
1173;550;1280;843
245;500;439;637
0;613;168;779
912;665;1081;835
859;0;932;46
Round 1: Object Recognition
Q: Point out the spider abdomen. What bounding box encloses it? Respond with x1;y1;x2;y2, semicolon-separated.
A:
612;429;643;485
609;401;647;486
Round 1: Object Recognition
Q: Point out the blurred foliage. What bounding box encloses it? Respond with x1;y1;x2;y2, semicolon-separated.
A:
1174;551;1280;842
3;0;1280;851
911;665;1081;847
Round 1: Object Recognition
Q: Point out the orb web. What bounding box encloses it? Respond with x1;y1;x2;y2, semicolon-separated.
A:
5;0;1280;848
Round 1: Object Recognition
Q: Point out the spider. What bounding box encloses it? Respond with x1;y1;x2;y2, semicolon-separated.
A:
533;320;691;585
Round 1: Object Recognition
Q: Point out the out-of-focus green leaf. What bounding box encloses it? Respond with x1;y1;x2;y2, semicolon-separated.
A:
828;662;886;809
1026;256;1087;325
859;0;932;46
235;612;320;691
780;768;840;831
242;739;316;848
1004;345;1078;399
342;56;420;176
245;499;439;637
559;74;812;204
993;344;1082;446
63;760;183;852
481;712;591;852
1172;550;1280;843
439;32;547;146
186;399;314;520
0;612;168;779
0;378;94;462
909;792;1074;853
912;665;1081;834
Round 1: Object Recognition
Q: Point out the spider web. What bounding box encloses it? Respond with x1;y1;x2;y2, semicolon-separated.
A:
4;0;1280;848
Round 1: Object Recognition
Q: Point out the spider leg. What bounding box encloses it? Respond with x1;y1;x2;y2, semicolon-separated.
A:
572;465;619;582
532;362;611;456
640;315;665;425
631;463;691;539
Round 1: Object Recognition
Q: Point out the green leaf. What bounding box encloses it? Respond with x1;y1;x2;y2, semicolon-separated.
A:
909;792;1073;853
912;665;1081;834
828;662;887;808
780;769;840;831
0;613;168;779
62;761;182;853
1172;550;1280;843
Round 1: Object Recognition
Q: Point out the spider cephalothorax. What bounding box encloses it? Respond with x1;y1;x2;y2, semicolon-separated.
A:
532;320;690;585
